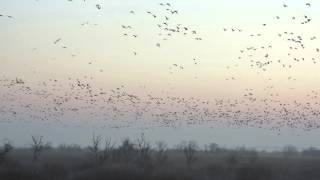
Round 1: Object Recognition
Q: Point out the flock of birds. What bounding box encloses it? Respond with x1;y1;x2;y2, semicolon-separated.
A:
223;2;320;73
121;2;202;43
1;1;320;133
2;75;320;132
120;2;203;72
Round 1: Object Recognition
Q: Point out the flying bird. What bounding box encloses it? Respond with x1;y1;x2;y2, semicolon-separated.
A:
96;4;102;10
54;38;61;44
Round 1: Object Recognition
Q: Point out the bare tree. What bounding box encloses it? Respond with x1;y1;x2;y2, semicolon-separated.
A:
43;142;53;151
88;133;102;163
88;134;115;165
31;136;45;162
154;141;168;166
0;141;13;165
204;142;219;153
180;141;199;167
283;145;298;158
136;133;152;168
209;143;219;153
118;138;136;164
98;138;115;165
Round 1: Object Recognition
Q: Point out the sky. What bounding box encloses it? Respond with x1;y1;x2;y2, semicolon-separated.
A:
1;0;320;150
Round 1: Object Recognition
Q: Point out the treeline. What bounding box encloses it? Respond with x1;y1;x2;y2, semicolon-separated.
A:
1;134;320;180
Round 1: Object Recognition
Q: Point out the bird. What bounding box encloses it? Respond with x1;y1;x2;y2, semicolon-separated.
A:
96;4;102;10
54;38;61;44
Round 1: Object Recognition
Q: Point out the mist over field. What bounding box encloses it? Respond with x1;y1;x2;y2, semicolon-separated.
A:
1;0;320;179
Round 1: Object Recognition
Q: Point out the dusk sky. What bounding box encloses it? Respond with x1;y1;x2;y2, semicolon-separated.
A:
1;0;320;150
